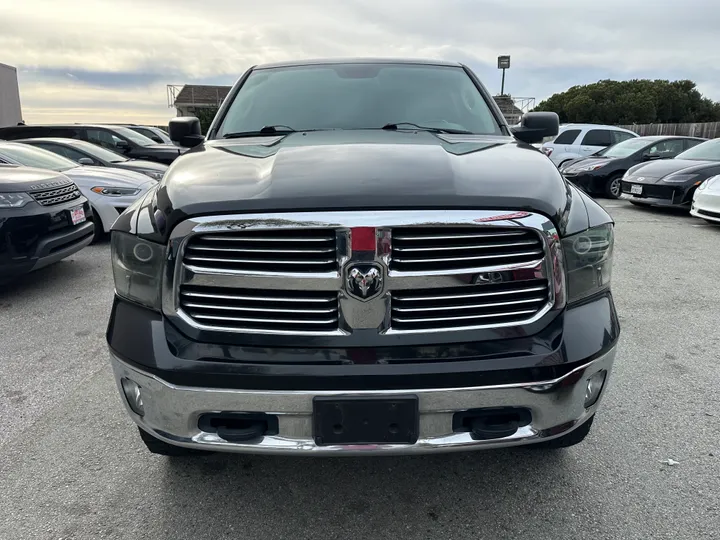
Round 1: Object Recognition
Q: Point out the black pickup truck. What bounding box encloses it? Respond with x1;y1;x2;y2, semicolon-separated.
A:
106;59;619;456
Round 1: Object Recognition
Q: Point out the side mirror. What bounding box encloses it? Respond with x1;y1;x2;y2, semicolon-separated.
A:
511;112;559;145
169;117;204;148
643;153;662;161
77;157;94;165
115;140;130;151
150;136;163;144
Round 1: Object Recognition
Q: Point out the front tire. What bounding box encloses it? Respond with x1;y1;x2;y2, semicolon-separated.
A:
90;209;106;243
605;175;624;199
138;427;213;456
531;416;594;449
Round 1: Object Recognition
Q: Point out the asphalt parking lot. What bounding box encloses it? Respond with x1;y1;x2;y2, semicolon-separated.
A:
1;199;719;540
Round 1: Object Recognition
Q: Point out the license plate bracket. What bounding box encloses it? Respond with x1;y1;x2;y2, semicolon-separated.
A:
630;184;643;195
69;205;86;225
313;396;419;446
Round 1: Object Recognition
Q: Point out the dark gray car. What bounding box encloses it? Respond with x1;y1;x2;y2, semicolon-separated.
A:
16;138;168;180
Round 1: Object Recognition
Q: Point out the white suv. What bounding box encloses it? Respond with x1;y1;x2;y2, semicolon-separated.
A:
541;124;638;167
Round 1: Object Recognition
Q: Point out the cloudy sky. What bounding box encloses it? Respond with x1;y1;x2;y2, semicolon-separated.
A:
2;0;718;125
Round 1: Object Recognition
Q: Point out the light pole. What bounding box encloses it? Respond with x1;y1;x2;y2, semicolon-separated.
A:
498;55;510;95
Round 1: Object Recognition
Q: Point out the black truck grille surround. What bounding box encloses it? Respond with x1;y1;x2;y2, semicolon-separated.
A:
390;227;545;272
29;183;82;207
184;229;337;273
391;280;550;331
170;211;560;339
180;286;340;333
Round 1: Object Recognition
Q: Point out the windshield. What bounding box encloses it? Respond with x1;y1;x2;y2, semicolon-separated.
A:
73;141;128;163
675;138;720;161
136;127;172;144
597;138;652;158
110;126;157;147
0;143;77;171
216;63;503;136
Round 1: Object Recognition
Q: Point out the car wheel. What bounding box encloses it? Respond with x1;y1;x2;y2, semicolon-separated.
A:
530;415;595;449
90;209;106;243
605;176;623;199
138;427;213;456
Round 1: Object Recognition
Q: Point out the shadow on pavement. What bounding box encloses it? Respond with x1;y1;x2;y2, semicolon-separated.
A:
159;448;581;537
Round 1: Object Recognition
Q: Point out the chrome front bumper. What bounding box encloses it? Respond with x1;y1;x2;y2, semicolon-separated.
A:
110;347;616;455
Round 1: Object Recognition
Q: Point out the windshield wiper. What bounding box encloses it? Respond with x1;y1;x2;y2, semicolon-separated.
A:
223;125;297;139
381;122;473;135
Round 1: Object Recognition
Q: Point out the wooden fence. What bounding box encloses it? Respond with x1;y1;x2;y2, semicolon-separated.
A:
616;122;720;139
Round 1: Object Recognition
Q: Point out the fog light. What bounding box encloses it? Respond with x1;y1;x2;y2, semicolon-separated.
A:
121;377;145;416
584;370;606;408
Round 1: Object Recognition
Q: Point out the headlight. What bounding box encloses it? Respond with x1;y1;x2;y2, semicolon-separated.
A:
662;174;697;183
91;186;141;197
576;163;606;172
0;192;33;208
143;171;164;180
111;231;165;310
697;175;719;191
562;224;614;304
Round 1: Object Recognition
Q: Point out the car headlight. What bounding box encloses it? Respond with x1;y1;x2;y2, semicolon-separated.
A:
575;163;606;172
0;192;33;208
143;171;164;180
562;224;614;304
111;232;165;310
697;175;719;191
662;174;697;183
91;186;141;197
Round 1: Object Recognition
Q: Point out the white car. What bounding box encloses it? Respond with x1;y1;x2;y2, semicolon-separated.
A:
541;124;638;168
691;175;720;224
0;141;156;240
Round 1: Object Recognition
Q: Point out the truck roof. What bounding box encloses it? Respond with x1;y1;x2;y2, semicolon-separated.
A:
254;57;463;70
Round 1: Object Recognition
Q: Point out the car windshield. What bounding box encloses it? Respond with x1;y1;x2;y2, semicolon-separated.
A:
73;141;128;163
137;127;172;144
0;143;77;172
675;138;720;161
597;138;652;158
216;63;504;136
108;126;157;147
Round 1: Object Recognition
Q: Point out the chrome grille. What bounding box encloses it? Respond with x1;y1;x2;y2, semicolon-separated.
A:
390;227;544;272
390;280;550;331
166;211;564;343
29;183;82;207
184;229;337;273
180;286;339;333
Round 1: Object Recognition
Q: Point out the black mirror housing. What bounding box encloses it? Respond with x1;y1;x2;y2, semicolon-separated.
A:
169;117;203;148
511;112;559;145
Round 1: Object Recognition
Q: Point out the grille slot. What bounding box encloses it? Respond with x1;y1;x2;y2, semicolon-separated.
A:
180;286;339;333
184;229;337;273
390;227;544;272
391;280;550;331
29;183;82;207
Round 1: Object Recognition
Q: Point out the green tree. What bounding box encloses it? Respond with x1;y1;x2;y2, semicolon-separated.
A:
194;107;219;134
534;79;720;124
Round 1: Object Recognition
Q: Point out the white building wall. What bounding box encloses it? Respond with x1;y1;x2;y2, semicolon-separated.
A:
0;63;22;128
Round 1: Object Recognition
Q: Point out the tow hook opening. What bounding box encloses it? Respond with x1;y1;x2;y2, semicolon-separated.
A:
452;407;532;440
198;412;279;443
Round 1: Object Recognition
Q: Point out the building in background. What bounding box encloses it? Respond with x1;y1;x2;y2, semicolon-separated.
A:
167;85;231;117
0;63;22;128
493;95;535;125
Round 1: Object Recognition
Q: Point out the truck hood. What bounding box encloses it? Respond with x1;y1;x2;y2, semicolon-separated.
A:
0;165;74;193
151;130;573;237
627;159;718;179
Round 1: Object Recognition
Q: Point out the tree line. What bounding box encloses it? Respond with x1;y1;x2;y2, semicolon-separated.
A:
534;79;720;125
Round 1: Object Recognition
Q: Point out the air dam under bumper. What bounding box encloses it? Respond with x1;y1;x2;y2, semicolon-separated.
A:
110;346;616;455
